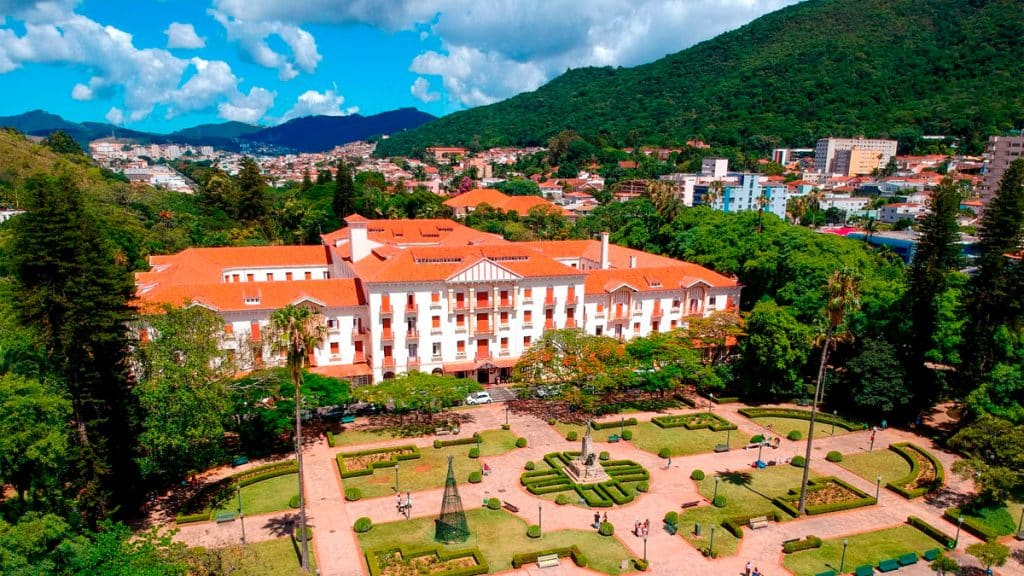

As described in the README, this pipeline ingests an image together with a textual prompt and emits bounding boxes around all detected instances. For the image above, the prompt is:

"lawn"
[357,507,635,574]
[630,420,749,457]
[679,465,812,557]
[783,525,940,576]
[228,537,315,575]
[750,416,851,439]
[553,421,589,441]
[328,427,408,447]
[838,448,911,486]
[341,430,519,498]
[214,473,299,516]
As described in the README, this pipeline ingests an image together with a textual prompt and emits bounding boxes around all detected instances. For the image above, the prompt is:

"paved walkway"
[170,401,1024,576]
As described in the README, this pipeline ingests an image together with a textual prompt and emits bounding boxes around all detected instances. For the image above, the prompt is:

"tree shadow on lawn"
[263,512,302,538]
[716,470,778,501]
[924,486,972,509]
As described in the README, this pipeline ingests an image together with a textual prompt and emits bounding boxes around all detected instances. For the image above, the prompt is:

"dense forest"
[376,0,1024,157]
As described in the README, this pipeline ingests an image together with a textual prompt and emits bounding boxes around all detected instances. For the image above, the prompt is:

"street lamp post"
[538,503,543,535]
[875,476,882,502]
[620,416,624,436]
[505,404,510,426]
[831,410,837,436]
[757,440,764,464]
[712,476,720,503]
[708,525,716,558]
[395,463,400,493]
[725,427,731,447]
[708,394,714,414]
[237,484,246,544]
[839,539,849,573]
[643,535,648,563]
[954,516,964,548]
[1017,506,1024,537]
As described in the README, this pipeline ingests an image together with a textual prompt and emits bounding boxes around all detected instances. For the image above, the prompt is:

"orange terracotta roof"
[138,246,330,285]
[137,278,365,312]
[584,265,738,294]
[351,243,584,283]
[443,188,562,215]
[321,218,502,252]
[310,363,373,378]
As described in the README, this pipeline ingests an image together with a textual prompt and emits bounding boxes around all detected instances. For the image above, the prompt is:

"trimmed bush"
[599,451,610,461]
[621,429,633,441]
[511,546,582,569]
[501,424,510,430]
[555,493,572,505]
[547,418,557,425]
[886,443,946,499]
[738,407,867,431]
[592,418,638,430]
[783,535,823,553]
[826,451,843,463]
[636,482,649,493]
[468,447,480,459]
[344,487,362,501]
[787,430,802,441]
[721,518,743,538]
[790,455,806,468]
[468,471,482,483]
[527,524,541,539]
[907,516,955,547]
[524,461,535,470]
[598,521,614,536]
[634,558,649,571]
[658,448,671,459]
[573,551,587,567]
[664,511,679,526]
[289,495,300,509]
[433,439,443,449]
[690,469,705,480]
[294,526,313,542]
[566,431,578,441]
[712,495,727,508]
[515,437,528,448]
[486,497,501,510]
[175,511,211,524]
[353,517,372,533]
[751,434,765,444]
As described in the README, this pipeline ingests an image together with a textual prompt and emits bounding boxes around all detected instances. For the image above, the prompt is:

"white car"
[465,391,493,405]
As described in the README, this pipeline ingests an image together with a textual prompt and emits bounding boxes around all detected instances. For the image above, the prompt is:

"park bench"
[680,500,700,509]
[215,511,236,523]
[502,501,519,513]
[537,553,560,568]
[748,516,770,530]
[877,558,900,572]
[608,434,621,443]
[923,549,940,561]
[898,552,918,566]
[230,455,248,467]
[714,444,730,453]
[854,565,874,576]
[435,428,453,436]
[814,571,836,576]
[340,415,355,424]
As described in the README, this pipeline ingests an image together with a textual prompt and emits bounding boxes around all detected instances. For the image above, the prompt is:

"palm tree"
[787,196,808,225]
[703,180,724,208]
[267,304,327,572]
[797,270,860,514]
[862,216,878,243]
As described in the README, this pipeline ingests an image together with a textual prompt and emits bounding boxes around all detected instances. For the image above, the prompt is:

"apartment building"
[697,174,790,220]
[136,216,741,386]
[814,137,898,176]
[979,133,1024,203]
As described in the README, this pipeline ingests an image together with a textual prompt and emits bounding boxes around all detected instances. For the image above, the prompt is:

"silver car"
[465,391,493,405]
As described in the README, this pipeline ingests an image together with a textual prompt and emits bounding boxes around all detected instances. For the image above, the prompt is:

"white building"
[701,157,729,179]
[698,174,790,220]
[137,217,741,386]
[878,203,927,224]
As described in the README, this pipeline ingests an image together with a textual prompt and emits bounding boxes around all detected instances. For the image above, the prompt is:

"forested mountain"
[376,0,1024,157]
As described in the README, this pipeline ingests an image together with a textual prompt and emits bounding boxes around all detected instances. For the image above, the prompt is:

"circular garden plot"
[520,451,649,507]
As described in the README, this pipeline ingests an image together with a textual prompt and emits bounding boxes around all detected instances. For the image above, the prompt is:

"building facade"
[979,133,1024,203]
[814,137,898,176]
[137,217,741,386]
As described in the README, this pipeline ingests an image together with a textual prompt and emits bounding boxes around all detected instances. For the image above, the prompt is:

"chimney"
[629,255,637,269]
[346,214,370,262]
[600,232,610,270]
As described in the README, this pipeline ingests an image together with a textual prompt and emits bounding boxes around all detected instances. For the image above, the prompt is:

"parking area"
[485,386,516,403]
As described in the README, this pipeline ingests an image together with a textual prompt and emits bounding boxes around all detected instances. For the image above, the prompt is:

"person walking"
[593,511,601,528]
[634,519,640,536]
[745,561,753,576]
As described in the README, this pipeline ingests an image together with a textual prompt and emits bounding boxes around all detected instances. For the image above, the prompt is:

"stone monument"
[563,423,610,484]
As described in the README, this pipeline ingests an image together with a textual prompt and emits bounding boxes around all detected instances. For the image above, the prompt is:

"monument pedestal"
[565,425,610,484]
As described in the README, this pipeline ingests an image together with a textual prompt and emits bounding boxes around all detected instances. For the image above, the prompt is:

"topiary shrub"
[599,451,610,461]
[548,418,557,425]
[598,521,614,536]
[634,558,649,571]
[433,439,443,449]
[566,431,578,441]
[524,461,535,470]
[691,469,705,481]
[468,470,482,483]
[289,495,300,508]
[353,517,372,533]
[621,429,633,441]
[469,447,480,459]
[515,437,528,448]
[826,450,843,463]
[751,434,765,444]
[573,551,587,567]
[787,430,802,441]
[502,424,510,430]
[712,495,727,508]
[791,455,806,468]
[344,487,362,501]
[555,493,572,505]
[636,482,649,493]
[664,511,679,526]
[486,497,501,510]
[294,526,313,542]
[658,448,671,459]
[527,524,541,539]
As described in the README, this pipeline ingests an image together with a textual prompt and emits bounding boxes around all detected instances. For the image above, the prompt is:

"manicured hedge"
[592,418,638,430]
[566,431,578,441]
[620,429,633,441]
[825,451,843,463]
[515,437,528,448]
[511,545,584,569]
[468,471,482,483]
[486,498,501,510]
[527,525,541,538]
[886,443,945,499]
[787,430,802,441]
[326,431,337,447]
[367,545,488,576]
[737,408,867,431]
[783,535,823,553]
[345,487,362,501]
[434,433,481,449]
[907,516,955,547]
[289,495,300,509]
[710,395,741,404]
[722,518,743,538]
[691,469,705,480]
[650,413,737,431]
[598,521,615,536]
[943,508,1003,542]
[336,445,421,478]
[175,511,211,524]
[778,477,876,516]
[235,460,299,487]
[664,511,679,526]
[354,517,373,533]
[790,456,806,468]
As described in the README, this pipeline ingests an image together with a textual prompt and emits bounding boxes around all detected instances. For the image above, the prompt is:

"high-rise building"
[979,133,1024,203]
[814,137,898,175]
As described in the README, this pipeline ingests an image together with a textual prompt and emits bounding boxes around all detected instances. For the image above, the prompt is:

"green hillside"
[377,0,1024,156]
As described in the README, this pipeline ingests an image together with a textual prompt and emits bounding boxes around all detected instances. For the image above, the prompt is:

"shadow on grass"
[925,487,972,509]
[263,513,299,538]
[719,471,752,487]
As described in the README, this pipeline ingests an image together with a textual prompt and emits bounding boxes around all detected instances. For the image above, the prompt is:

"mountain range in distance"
[0,107,436,154]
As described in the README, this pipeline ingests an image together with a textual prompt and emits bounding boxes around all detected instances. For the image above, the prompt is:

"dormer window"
[243,290,261,305]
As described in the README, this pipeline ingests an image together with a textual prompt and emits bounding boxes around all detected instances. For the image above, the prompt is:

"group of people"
[592,511,608,528]
[396,491,413,518]
[633,518,651,537]
[745,561,763,576]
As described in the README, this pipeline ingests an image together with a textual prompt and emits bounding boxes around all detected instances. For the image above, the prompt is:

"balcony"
[523,321,533,329]
[430,301,443,310]
[475,352,491,362]
[455,325,468,334]
[455,351,468,360]
[407,357,420,368]
[406,329,420,340]
[431,353,443,362]
[382,356,395,368]
[670,306,681,314]
[544,297,556,307]
[354,352,366,363]
[381,329,394,341]
[453,301,470,312]
[544,321,555,330]
[566,318,577,329]
[595,309,606,319]
[633,308,643,317]
[498,299,513,309]
[351,326,368,338]
[430,326,443,335]
[405,303,418,314]
[522,295,534,305]
[652,306,664,318]
[475,324,493,335]
[380,305,393,317]
[687,309,705,318]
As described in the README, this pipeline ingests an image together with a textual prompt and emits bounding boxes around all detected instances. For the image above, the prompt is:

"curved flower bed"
[885,443,944,499]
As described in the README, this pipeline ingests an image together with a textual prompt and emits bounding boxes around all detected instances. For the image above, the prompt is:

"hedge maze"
[520,451,649,507]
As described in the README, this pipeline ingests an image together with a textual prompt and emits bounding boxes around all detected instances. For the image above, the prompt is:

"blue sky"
[0,0,798,133]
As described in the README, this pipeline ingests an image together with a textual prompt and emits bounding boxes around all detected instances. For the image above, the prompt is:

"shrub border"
[511,545,586,569]
[650,413,737,431]
[336,445,421,479]
[591,418,638,430]
[907,516,955,548]
[943,507,1005,542]
[885,443,945,499]
[365,545,488,576]
[774,477,876,516]
[737,408,867,431]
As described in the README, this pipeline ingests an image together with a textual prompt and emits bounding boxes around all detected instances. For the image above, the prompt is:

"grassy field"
[358,508,635,574]
[678,465,812,557]
[341,429,519,498]
[838,448,911,486]
[243,537,315,575]
[328,427,412,447]
[783,525,940,576]
[629,420,749,457]
[214,473,298,517]
[749,416,851,439]
[553,421,589,441]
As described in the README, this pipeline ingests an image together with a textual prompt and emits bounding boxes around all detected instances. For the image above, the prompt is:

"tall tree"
[738,300,811,399]
[0,373,70,504]
[332,161,356,219]
[235,157,269,223]
[42,130,84,155]
[905,177,964,408]
[266,305,326,572]
[798,269,860,514]
[8,175,141,522]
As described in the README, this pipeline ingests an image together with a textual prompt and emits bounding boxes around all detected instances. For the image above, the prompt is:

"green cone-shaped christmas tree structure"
[435,455,469,543]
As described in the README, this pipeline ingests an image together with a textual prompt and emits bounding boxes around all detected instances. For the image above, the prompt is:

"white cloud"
[218,86,276,123]
[0,3,275,124]
[409,76,439,103]
[164,22,205,49]
[277,88,354,123]
[209,8,320,81]
[104,106,123,125]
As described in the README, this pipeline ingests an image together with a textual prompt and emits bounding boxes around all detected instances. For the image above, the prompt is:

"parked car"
[534,385,562,399]
[465,391,493,405]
